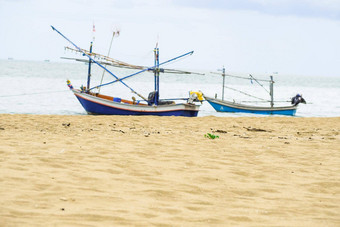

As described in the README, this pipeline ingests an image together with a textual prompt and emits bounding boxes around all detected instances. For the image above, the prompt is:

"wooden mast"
[86,42,93,93]
[270,75,274,108]
[154,48,160,105]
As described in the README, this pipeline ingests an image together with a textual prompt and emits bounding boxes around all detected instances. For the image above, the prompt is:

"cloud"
[172,0,340,20]
[0,0,339,76]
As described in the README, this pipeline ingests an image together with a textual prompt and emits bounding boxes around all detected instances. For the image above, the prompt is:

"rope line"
[211,72,271,82]
[224,85,269,102]
[0,90,68,98]
[249,74,270,94]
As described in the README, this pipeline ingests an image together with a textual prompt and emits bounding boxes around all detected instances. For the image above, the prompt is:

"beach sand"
[0,114,339,226]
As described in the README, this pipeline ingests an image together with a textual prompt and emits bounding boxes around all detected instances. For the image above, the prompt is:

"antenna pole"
[98,30,118,93]
[222,66,225,101]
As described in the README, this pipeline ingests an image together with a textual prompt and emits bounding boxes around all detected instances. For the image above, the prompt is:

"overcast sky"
[1,0,339,77]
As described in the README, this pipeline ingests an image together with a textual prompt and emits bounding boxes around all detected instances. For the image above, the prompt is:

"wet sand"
[0,114,339,226]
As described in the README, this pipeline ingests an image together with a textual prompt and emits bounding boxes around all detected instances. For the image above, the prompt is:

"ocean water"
[0,60,339,117]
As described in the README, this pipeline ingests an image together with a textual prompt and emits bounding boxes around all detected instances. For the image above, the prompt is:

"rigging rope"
[212,71,272,98]
[249,74,270,94]
[212,72,271,82]
[0,90,68,98]
[64,46,144,69]
[240,100,291,103]
[52,26,148,101]
[224,85,269,102]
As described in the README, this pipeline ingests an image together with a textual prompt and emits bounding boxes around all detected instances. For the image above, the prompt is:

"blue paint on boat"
[75,93,198,117]
[205,96,297,116]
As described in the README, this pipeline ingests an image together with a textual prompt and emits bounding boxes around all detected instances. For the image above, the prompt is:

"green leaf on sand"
[204,133,219,139]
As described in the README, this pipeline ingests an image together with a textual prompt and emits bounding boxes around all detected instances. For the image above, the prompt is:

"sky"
[0,0,339,77]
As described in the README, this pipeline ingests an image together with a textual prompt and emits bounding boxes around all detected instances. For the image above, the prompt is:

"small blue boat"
[204,96,297,116]
[52,26,202,117]
[204,67,305,116]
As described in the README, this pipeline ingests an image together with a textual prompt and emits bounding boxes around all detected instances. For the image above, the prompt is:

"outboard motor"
[147,91,175,105]
[188,91,204,104]
[148,91,158,106]
[291,94,306,106]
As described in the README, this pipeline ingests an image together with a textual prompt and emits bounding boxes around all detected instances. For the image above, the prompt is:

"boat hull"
[204,96,297,116]
[73,89,200,117]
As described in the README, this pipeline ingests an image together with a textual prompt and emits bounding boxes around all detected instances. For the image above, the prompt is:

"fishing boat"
[204,67,306,116]
[51,26,203,117]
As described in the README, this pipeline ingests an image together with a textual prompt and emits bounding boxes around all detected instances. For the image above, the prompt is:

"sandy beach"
[0,114,339,226]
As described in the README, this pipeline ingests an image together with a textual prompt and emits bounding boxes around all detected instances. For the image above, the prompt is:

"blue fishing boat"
[204,96,298,115]
[52,26,202,116]
[204,67,305,116]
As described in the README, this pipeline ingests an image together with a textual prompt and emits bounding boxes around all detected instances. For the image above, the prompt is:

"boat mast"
[222,66,225,101]
[87,42,93,93]
[270,75,274,107]
[154,48,160,105]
